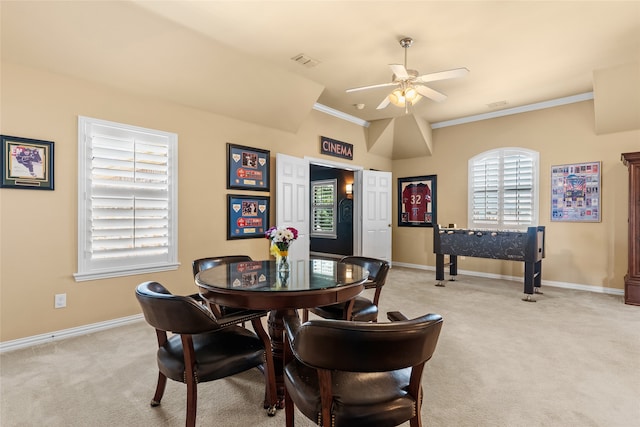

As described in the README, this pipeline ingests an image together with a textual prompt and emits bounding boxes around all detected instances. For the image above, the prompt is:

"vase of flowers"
[265,225,298,272]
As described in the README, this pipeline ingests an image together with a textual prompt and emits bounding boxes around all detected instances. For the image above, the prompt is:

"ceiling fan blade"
[415,84,447,102]
[416,67,469,83]
[346,81,398,93]
[389,64,410,79]
[376,96,391,110]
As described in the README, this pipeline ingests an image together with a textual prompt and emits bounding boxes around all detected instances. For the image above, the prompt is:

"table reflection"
[200,258,364,291]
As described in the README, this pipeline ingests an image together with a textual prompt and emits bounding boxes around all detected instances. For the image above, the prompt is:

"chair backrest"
[289,313,443,372]
[339,256,389,290]
[135,281,220,335]
[192,255,253,278]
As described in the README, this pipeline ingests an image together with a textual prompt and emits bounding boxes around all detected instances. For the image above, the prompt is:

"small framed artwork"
[227,143,270,191]
[1,135,54,190]
[227,194,270,239]
[551,161,601,222]
[398,175,437,227]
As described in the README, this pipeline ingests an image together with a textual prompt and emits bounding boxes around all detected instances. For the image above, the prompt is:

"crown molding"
[313,103,370,127]
[431,92,594,129]
[314,92,594,130]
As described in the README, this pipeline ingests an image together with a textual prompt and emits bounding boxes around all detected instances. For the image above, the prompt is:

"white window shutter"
[310,179,337,238]
[468,148,538,230]
[75,117,178,281]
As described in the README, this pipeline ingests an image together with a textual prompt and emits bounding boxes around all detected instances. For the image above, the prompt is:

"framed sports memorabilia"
[551,161,601,222]
[1,135,54,190]
[398,175,437,227]
[227,194,270,239]
[226,143,270,191]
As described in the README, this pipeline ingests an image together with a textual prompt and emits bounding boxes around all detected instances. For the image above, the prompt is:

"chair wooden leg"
[410,412,422,427]
[409,387,423,427]
[317,370,333,427]
[284,382,295,427]
[302,309,309,322]
[182,335,198,427]
[150,372,167,406]
[185,380,197,427]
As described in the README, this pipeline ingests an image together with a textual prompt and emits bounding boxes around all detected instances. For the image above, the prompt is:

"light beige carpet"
[2,267,639,426]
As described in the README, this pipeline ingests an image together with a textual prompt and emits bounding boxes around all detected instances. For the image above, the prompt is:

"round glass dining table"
[195,258,368,409]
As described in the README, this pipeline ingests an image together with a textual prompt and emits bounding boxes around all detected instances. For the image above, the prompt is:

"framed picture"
[398,175,437,227]
[227,194,270,239]
[551,161,601,222]
[1,135,54,190]
[227,143,270,191]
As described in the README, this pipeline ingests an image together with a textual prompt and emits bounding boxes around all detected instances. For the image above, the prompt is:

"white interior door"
[276,153,310,260]
[358,170,392,263]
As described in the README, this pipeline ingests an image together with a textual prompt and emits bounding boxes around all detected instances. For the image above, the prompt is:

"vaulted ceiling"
[2,1,639,158]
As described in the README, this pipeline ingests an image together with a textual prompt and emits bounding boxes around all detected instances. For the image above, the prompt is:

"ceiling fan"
[346,37,469,112]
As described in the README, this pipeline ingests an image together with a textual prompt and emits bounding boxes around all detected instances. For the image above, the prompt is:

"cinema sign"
[320,136,353,161]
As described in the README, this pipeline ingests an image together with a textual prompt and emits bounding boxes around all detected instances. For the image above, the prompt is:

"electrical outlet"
[54,293,66,309]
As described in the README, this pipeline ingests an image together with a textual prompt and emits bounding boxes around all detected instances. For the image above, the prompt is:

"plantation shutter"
[469,148,538,230]
[502,150,534,227]
[471,154,500,226]
[76,117,178,281]
[311,179,337,238]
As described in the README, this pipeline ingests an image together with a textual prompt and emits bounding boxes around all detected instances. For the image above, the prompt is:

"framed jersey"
[398,175,437,227]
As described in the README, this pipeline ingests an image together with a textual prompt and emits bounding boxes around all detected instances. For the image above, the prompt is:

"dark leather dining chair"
[192,255,255,318]
[282,310,443,427]
[135,281,277,427]
[192,255,275,402]
[304,256,390,322]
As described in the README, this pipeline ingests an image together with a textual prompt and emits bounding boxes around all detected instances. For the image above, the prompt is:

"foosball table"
[433,224,546,301]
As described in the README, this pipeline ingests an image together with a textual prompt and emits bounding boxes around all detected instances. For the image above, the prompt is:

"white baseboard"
[392,262,625,296]
[0,314,144,353]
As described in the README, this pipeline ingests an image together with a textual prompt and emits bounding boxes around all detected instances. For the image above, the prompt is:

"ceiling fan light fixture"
[388,86,422,107]
[404,86,422,104]
[388,88,405,107]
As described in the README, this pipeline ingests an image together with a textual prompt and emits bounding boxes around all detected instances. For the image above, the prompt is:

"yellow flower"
[270,242,288,258]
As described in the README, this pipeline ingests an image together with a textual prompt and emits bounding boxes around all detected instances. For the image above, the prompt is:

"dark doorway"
[309,164,354,257]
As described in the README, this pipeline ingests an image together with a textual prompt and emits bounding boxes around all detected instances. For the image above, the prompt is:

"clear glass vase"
[276,254,289,272]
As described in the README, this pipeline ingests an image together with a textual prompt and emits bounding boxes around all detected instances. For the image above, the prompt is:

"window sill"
[74,262,180,282]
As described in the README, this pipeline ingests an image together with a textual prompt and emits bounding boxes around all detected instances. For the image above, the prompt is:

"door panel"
[276,153,310,260]
[360,170,392,263]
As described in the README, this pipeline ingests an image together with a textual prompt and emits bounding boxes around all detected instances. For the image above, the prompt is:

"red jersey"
[402,183,431,222]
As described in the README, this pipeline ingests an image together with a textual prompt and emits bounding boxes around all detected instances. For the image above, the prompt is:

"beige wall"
[0,62,390,341]
[392,101,639,289]
[2,60,639,342]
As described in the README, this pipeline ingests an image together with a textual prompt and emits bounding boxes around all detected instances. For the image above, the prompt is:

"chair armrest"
[282,310,302,343]
[386,311,409,322]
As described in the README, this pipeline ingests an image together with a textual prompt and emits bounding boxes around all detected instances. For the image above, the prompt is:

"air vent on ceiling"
[487,100,508,109]
[291,53,320,68]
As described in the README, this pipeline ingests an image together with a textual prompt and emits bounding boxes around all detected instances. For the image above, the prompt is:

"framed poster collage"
[551,161,601,222]
[226,143,271,239]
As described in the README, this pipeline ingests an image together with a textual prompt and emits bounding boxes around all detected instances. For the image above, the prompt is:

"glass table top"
[196,258,367,292]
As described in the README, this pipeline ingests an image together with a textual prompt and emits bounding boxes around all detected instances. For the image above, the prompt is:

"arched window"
[468,148,539,230]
